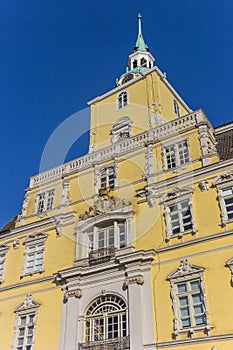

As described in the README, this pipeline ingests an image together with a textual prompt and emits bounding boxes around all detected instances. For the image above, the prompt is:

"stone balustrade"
[30,110,209,188]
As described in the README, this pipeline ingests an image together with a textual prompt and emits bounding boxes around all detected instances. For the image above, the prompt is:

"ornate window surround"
[11,293,40,350]
[76,199,134,260]
[116,90,129,111]
[167,258,212,340]
[0,243,9,284]
[162,137,191,172]
[213,172,233,227]
[160,187,197,244]
[21,232,47,278]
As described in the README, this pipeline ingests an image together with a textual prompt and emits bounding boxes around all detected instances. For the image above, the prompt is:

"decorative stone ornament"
[79,191,130,220]
[198,180,209,191]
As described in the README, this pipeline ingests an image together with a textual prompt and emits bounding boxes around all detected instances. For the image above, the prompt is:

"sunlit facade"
[0,14,233,350]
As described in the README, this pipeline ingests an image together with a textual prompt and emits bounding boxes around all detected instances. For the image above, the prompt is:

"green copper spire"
[134,13,149,52]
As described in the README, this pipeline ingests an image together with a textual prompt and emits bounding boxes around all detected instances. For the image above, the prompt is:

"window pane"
[192,293,202,303]
[178,284,187,293]
[195,315,205,325]
[222,188,233,196]
[194,304,203,314]
[181,307,190,317]
[179,296,188,306]
[190,280,200,291]
[181,318,191,328]
[21,316,26,325]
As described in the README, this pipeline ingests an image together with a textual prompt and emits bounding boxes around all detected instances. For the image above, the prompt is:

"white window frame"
[0,243,9,283]
[100,166,116,190]
[117,91,129,110]
[173,98,180,117]
[162,139,190,171]
[88,221,127,253]
[35,188,55,214]
[160,188,197,243]
[84,294,128,344]
[167,258,211,339]
[12,294,40,350]
[76,203,134,261]
[213,174,233,227]
[21,232,47,277]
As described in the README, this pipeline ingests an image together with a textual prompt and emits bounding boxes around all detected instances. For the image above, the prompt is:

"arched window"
[117,91,128,110]
[85,294,127,343]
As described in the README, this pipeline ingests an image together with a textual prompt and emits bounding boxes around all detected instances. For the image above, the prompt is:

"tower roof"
[134,13,149,52]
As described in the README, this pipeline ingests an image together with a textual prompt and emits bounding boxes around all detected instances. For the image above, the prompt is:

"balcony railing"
[30,110,210,188]
[89,247,116,264]
[80,336,130,350]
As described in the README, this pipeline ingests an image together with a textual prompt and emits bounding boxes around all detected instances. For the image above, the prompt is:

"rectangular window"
[16,313,35,350]
[164,141,190,170]
[169,200,193,235]
[25,244,44,274]
[222,187,233,220]
[177,280,206,329]
[88,221,127,262]
[37,189,55,213]
[37,193,45,213]
[173,99,180,117]
[100,167,115,190]
[0,253,6,281]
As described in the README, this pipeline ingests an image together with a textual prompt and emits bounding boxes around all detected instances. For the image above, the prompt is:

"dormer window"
[117,91,128,110]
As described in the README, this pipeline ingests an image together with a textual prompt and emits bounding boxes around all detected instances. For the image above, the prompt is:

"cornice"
[156,229,233,254]
[156,333,233,348]
[0,276,54,294]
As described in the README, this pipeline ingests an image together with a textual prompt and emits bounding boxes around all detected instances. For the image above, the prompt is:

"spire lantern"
[117,14,155,86]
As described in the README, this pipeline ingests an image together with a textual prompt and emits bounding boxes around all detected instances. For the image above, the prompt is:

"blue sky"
[0,0,232,228]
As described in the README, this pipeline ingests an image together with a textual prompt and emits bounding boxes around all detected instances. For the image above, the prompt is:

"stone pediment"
[160,187,193,204]
[167,258,204,281]
[14,293,40,313]
[213,171,233,186]
[23,232,47,244]
[79,190,130,220]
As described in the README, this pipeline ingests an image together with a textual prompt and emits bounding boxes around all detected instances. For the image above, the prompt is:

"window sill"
[20,270,44,279]
[166,230,197,243]
[173,325,213,339]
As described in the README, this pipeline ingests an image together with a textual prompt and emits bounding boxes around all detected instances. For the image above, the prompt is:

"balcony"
[89,247,116,264]
[80,336,130,350]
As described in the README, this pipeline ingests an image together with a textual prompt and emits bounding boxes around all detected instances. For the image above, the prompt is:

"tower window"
[133,59,137,68]
[117,91,128,110]
[173,99,180,117]
[140,57,147,67]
